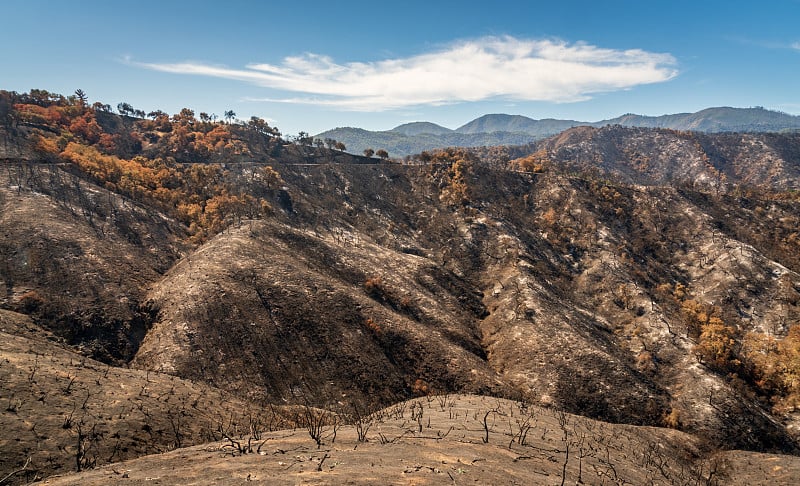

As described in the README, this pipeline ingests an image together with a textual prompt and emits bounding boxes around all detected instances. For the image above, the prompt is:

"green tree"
[376,149,389,160]
[174,108,196,124]
[28,89,64,106]
[363,148,375,158]
[0,91,13,127]
[74,89,88,107]
[224,110,236,124]
[117,102,134,116]
[247,116,279,137]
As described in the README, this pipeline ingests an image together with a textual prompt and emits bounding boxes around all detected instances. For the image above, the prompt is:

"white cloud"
[792,41,800,50]
[132,36,678,111]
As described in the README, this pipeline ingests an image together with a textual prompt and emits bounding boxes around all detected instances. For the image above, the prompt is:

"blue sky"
[2,0,799,136]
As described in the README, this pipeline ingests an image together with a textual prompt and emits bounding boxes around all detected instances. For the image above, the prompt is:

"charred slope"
[132,219,510,408]
[535,126,800,190]
[1,127,800,458]
[127,160,800,453]
[471,171,799,452]
[0,163,186,362]
[0,310,297,485]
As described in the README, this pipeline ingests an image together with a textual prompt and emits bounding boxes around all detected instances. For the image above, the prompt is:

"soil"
[41,395,800,486]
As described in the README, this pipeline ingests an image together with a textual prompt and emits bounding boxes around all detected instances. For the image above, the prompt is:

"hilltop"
[1,89,800,483]
[454,113,581,136]
[390,121,453,136]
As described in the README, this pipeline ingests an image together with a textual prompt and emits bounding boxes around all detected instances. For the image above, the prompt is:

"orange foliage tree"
[743,326,800,413]
[8,89,281,242]
[510,149,550,173]
[693,318,740,373]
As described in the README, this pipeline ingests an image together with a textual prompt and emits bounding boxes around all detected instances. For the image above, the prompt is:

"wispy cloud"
[131,36,678,111]
[729,36,800,52]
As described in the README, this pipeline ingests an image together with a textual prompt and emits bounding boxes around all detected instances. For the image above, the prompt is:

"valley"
[1,90,800,484]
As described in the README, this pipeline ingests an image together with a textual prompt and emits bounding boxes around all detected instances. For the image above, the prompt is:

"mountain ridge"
[317,106,800,156]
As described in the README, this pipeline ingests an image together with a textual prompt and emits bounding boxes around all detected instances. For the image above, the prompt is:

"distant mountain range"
[316,107,800,157]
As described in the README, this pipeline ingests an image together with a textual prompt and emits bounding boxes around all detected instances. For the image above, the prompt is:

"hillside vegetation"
[1,89,800,483]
